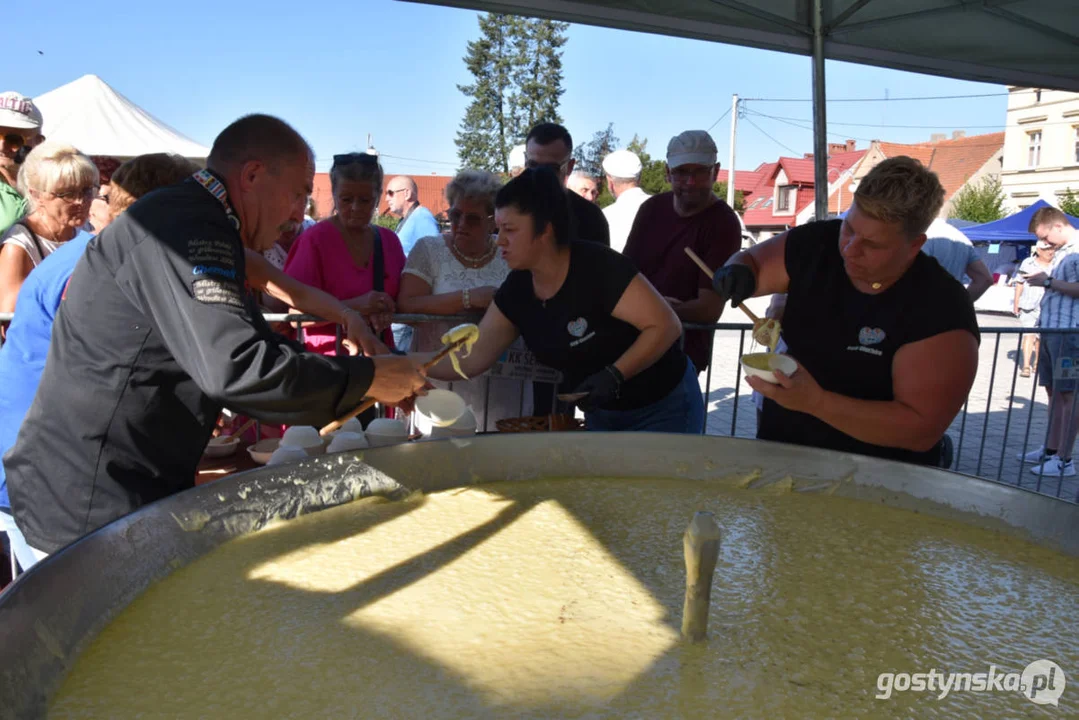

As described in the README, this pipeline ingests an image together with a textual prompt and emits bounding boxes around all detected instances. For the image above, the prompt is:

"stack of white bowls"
[365,418,410,447]
[280,425,326,456]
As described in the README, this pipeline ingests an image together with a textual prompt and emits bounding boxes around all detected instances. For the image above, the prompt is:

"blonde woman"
[0,142,98,312]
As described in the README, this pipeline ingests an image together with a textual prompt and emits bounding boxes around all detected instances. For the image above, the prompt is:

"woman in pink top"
[284,152,405,356]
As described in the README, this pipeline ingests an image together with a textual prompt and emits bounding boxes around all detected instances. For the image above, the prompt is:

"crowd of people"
[0,83,1074,580]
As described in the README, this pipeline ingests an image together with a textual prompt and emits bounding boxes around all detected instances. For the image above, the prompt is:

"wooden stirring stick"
[683,247,762,324]
[682,511,722,642]
[318,336,473,436]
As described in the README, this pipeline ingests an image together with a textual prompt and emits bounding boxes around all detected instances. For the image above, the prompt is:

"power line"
[741,91,1017,103]
[743,116,802,156]
[706,106,732,133]
[745,110,1007,149]
[378,153,459,167]
[749,113,1002,130]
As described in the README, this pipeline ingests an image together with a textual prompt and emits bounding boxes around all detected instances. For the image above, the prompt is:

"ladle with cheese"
[683,248,781,351]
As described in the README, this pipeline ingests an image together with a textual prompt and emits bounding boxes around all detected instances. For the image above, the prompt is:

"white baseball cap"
[508,144,526,170]
[0,92,43,130]
[602,149,642,178]
[667,130,717,169]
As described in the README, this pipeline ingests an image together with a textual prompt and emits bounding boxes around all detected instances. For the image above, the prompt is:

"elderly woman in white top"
[398,169,531,430]
[0,142,98,312]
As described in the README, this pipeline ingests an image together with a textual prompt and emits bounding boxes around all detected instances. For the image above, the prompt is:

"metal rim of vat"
[1,433,1077,718]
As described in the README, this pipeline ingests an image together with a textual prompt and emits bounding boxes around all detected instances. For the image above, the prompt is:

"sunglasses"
[332,153,380,168]
[386,188,408,197]
[2,133,24,150]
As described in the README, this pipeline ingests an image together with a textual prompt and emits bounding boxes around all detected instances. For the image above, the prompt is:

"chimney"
[930,133,946,143]
[827,142,845,155]
[845,139,856,152]
[952,130,966,140]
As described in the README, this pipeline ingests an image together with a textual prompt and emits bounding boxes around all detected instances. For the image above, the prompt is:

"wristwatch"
[1044,277,1053,289]
[462,288,472,310]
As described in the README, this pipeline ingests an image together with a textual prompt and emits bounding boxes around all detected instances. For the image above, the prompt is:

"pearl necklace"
[450,237,497,268]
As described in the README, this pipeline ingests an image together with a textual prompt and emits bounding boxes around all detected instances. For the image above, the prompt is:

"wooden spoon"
[683,247,780,350]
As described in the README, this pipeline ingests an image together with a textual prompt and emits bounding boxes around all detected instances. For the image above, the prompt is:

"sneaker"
[1017,446,1047,462]
[1029,456,1077,477]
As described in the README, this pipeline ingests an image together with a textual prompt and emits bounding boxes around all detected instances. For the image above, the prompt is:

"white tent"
[33,74,210,159]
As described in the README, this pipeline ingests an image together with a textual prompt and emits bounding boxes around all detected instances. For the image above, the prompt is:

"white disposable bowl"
[203,435,241,458]
[281,425,326,455]
[415,389,467,428]
[428,407,478,439]
[365,418,409,447]
[327,431,369,453]
[247,438,281,465]
[267,445,309,466]
[334,418,364,435]
[740,352,798,384]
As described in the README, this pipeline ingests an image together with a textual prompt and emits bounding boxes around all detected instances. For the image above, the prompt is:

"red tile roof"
[877,132,1004,202]
[742,151,866,228]
[716,168,763,194]
[309,173,454,221]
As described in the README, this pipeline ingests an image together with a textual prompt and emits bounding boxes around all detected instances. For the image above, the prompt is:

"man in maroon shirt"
[623,130,742,374]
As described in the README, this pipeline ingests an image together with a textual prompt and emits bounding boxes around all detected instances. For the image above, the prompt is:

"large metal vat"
[1,433,1077,718]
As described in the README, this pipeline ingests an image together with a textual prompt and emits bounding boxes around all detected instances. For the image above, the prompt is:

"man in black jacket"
[4,114,426,560]
[525,123,609,247]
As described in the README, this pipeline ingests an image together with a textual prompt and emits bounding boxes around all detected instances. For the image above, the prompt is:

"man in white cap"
[508,144,526,178]
[601,149,648,253]
[0,92,45,233]
[623,130,741,375]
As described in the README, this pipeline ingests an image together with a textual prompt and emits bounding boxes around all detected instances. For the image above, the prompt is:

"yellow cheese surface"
[50,478,1079,718]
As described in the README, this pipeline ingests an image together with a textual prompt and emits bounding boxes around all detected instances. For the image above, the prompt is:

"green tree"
[511,19,567,130]
[457,14,567,173]
[949,175,1007,223]
[1060,188,1079,217]
[573,123,619,178]
[373,213,400,233]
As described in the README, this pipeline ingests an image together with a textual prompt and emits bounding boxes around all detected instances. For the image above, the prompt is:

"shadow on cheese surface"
[49,478,1079,719]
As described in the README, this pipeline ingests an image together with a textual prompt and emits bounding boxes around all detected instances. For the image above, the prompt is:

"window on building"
[1074,126,1079,164]
[1028,131,1042,168]
[776,185,795,212]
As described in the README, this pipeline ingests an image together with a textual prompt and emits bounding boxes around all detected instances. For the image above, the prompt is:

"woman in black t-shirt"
[427,168,704,433]
[710,157,979,466]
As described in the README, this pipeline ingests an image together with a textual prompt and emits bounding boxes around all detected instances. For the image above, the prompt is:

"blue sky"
[15,0,1010,176]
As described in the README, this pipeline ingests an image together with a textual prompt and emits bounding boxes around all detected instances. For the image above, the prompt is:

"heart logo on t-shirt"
[567,317,588,338]
[858,327,886,346]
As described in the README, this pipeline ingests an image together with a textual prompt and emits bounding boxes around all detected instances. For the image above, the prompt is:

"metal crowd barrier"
[2,311,1076,503]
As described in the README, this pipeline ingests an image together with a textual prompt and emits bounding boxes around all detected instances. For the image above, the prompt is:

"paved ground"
[698,303,1079,503]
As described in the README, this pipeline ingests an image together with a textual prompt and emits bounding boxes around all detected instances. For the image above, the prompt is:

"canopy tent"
[407,0,1079,217]
[962,199,1079,244]
[33,74,210,160]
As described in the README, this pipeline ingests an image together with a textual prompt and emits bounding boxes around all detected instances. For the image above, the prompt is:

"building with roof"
[309,173,453,222]
[742,140,865,240]
[1000,87,1079,212]
[742,131,1005,241]
[841,131,1004,219]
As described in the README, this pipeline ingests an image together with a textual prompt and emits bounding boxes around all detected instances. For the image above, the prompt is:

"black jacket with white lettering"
[4,179,374,553]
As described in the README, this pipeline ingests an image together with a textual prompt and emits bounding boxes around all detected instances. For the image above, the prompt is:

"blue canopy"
[962,200,1079,244]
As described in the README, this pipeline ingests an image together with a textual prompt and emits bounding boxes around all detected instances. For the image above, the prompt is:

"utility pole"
[726,94,738,209]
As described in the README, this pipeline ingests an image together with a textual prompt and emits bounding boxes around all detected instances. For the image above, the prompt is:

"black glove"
[572,365,624,411]
[712,264,756,308]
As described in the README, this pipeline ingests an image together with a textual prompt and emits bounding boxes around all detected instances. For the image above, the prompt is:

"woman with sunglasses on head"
[425,167,705,434]
[397,169,531,430]
[0,142,98,313]
[284,152,403,354]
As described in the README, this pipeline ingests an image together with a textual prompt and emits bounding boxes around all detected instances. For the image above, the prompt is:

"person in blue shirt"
[385,175,441,351]
[0,230,93,570]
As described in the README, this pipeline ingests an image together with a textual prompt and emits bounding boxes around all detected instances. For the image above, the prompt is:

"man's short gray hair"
[445,169,503,213]
[207,114,312,173]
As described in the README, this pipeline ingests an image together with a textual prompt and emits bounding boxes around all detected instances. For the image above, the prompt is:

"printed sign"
[488,347,561,384]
